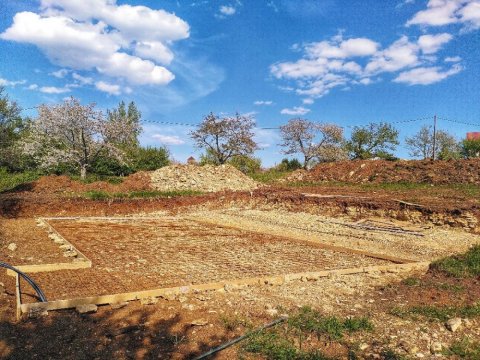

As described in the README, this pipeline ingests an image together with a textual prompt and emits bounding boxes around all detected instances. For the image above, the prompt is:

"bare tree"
[279,118,344,169]
[190,113,258,164]
[405,125,459,160]
[24,97,139,179]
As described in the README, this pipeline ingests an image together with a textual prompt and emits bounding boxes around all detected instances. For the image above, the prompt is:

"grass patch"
[220,314,252,332]
[402,277,421,286]
[444,339,480,358]
[288,306,373,341]
[391,302,480,322]
[0,168,41,193]
[83,189,202,200]
[243,330,333,360]
[241,307,373,360]
[250,169,292,184]
[380,348,408,360]
[431,245,480,278]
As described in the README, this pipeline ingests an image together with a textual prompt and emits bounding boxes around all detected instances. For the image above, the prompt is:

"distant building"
[187,156,197,165]
[467,132,480,140]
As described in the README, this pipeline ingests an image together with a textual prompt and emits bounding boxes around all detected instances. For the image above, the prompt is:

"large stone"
[7,243,17,251]
[445,317,462,332]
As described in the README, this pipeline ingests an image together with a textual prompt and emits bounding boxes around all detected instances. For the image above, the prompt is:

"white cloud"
[394,64,463,85]
[27,84,39,90]
[280,106,311,116]
[95,81,121,95]
[407,0,480,29]
[254,100,273,105]
[152,134,185,145]
[302,98,314,105]
[305,37,379,59]
[445,55,462,62]
[0,1,189,87]
[271,30,461,100]
[0,78,26,87]
[219,5,236,15]
[39,85,71,94]
[417,33,453,54]
[50,68,69,78]
[72,72,93,85]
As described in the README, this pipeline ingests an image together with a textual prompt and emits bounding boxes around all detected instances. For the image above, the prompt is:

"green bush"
[0,167,41,192]
[277,158,302,171]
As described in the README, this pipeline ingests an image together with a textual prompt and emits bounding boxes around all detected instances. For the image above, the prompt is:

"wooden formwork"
[6,216,430,318]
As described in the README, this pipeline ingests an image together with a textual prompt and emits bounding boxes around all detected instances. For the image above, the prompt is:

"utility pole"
[432,114,437,161]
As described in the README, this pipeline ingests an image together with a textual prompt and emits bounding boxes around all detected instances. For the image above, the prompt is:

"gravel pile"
[150,164,259,192]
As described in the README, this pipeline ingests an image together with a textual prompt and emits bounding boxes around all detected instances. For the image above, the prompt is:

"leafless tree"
[190,113,258,164]
[23,97,139,178]
[279,118,344,169]
[405,125,459,160]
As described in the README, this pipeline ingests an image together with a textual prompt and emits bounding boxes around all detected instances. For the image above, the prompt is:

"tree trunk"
[80,164,87,179]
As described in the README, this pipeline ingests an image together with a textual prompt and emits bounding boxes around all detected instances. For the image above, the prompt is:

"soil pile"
[282,159,480,185]
[150,164,259,192]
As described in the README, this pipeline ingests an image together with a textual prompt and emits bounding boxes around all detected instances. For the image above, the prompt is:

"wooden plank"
[20,262,429,313]
[15,274,21,321]
[6,261,92,276]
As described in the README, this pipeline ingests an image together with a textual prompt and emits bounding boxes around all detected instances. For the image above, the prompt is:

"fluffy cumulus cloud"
[95,81,121,95]
[0,0,190,94]
[271,29,460,101]
[407,0,480,29]
[0,77,26,87]
[280,106,311,116]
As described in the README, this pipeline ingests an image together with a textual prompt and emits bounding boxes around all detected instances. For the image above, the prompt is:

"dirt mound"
[30,172,152,194]
[150,164,259,192]
[283,159,480,185]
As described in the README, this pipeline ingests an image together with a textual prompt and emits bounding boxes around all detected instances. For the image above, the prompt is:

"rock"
[140,297,158,305]
[190,319,208,326]
[76,304,98,314]
[445,317,462,332]
[137,259,147,264]
[63,250,78,258]
[266,308,278,317]
[359,343,369,351]
[430,342,443,354]
[0,282,5,295]
[110,302,128,309]
[7,243,17,251]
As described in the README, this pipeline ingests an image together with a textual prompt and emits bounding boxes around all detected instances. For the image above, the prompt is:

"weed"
[220,314,252,331]
[402,277,421,286]
[83,189,203,200]
[431,245,480,278]
[380,348,408,360]
[391,302,480,322]
[242,330,333,360]
[444,338,480,358]
[436,282,465,293]
[288,306,373,341]
[250,169,292,184]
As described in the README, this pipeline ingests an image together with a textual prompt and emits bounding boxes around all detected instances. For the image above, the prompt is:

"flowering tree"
[279,118,344,169]
[24,97,139,179]
[190,112,258,164]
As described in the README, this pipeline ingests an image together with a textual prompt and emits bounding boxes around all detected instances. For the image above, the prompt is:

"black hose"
[193,316,287,360]
[0,261,47,302]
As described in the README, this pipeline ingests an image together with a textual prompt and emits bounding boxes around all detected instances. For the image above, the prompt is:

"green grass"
[288,306,373,341]
[444,339,480,358]
[402,277,421,286]
[380,348,408,360]
[0,168,41,193]
[83,189,203,200]
[431,245,480,278]
[391,302,480,322]
[249,169,293,184]
[219,314,252,332]
[241,307,373,360]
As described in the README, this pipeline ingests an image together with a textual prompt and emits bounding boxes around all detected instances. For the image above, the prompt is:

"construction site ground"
[1,176,480,359]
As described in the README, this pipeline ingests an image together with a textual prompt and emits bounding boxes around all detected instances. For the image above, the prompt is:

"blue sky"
[0,0,479,165]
